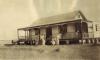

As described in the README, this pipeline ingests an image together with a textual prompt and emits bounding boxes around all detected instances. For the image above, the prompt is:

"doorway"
[46,27,52,45]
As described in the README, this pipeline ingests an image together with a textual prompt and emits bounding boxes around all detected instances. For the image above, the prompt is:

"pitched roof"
[30,10,87,27]
[18,10,90,30]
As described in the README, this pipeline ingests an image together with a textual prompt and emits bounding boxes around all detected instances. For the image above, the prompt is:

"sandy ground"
[0,44,99,60]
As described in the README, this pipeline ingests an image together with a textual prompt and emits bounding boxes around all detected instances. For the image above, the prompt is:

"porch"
[17,20,94,45]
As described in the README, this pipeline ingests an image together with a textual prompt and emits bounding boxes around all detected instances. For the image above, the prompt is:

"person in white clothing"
[40,35,46,45]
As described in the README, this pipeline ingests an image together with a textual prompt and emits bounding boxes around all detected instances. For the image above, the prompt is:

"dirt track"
[0,44,100,60]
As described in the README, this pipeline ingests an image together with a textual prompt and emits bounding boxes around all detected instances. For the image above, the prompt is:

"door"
[46,27,52,45]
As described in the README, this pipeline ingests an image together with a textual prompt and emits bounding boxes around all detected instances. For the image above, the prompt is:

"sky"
[0,0,100,40]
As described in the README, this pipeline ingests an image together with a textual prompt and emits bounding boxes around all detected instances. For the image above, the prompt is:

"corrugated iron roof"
[18,10,91,30]
[30,10,87,27]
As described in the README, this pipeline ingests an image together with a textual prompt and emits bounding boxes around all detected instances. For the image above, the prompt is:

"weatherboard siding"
[62,23,78,39]
[93,22,100,38]
[40,28,46,35]
[29,29,35,40]
[52,26,59,34]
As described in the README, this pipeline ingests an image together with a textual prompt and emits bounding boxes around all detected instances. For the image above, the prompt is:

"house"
[16,10,100,45]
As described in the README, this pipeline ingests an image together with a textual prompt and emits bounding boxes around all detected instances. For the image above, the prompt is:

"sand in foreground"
[0,45,100,60]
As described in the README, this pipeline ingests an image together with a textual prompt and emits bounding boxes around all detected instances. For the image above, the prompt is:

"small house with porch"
[16,10,100,45]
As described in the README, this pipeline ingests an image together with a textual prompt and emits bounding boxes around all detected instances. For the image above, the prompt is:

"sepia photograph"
[0,0,100,60]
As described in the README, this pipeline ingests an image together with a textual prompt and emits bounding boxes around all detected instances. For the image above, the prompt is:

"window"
[95,24,100,31]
